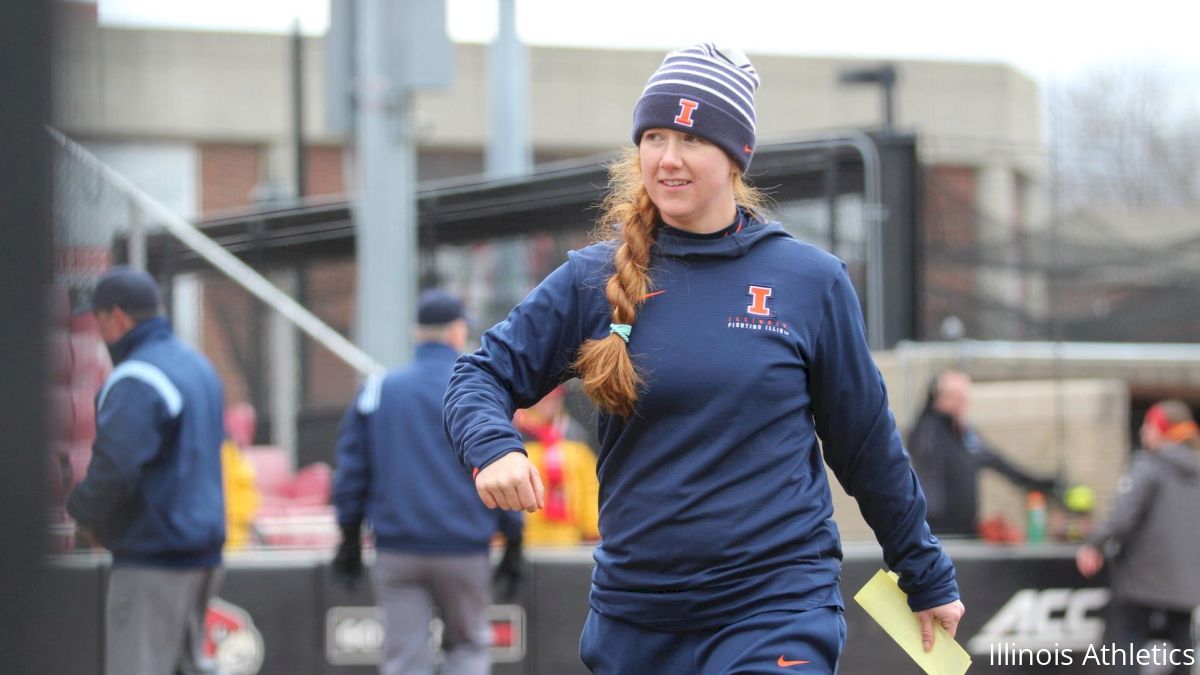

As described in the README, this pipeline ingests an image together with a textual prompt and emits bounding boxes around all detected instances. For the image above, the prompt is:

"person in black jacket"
[67,267,226,675]
[907,369,1058,537]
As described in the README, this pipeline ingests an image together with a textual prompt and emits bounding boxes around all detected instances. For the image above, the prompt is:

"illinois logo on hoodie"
[728,284,791,335]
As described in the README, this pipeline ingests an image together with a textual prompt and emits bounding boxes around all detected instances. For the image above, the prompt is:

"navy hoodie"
[334,342,523,553]
[67,317,226,568]
[445,212,958,630]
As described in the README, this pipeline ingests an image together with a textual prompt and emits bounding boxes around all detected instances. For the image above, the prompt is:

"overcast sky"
[95,0,1200,87]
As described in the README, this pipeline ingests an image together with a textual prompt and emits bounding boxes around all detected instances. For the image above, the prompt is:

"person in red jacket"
[513,386,600,545]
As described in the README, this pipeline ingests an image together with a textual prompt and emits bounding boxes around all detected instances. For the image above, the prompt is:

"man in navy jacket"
[67,266,226,675]
[333,289,523,675]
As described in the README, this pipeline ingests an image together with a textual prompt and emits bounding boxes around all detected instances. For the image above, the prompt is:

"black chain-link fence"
[923,169,1200,343]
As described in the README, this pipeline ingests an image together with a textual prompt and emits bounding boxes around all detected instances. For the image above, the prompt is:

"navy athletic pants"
[579,606,845,674]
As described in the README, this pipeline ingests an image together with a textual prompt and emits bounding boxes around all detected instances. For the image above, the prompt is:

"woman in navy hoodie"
[445,43,963,673]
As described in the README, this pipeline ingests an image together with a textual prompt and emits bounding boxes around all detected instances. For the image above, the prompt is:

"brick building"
[54,4,1060,460]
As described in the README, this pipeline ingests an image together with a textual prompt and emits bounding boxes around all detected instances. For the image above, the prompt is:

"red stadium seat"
[69,332,109,392]
[65,444,93,491]
[282,462,332,506]
[47,447,70,507]
[68,385,97,444]
[50,330,72,384]
[47,442,90,501]
[49,385,74,445]
[243,446,292,500]
[69,311,99,335]
[48,285,71,330]
[253,505,338,549]
[240,448,341,548]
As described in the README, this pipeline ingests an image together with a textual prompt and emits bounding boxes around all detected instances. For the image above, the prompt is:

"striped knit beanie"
[632,43,760,171]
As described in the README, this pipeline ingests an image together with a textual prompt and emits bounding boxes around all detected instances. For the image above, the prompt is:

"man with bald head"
[907,369,1058,538]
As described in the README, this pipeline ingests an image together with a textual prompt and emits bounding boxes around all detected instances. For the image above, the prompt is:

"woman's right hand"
[475,451,545,513]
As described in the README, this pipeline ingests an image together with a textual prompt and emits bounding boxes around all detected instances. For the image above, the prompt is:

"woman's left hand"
[475,451,545,513]
[915,599,965,652]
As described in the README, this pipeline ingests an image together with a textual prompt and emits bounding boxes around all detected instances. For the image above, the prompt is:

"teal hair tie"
[610,323,632,343]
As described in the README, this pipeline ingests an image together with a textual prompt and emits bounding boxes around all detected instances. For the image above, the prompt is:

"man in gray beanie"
[67,266,226,675]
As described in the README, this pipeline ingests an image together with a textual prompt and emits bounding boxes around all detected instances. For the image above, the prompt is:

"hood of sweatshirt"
[653,210,793,260]
[106,315,173,365]
[1156,443,1200,476]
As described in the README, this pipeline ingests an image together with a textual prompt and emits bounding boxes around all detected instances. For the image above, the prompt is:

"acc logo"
[674,99,699,127]
[966,587,1108,654]
[205,597,265,675]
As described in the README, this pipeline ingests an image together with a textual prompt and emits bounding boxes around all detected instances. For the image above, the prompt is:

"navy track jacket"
[445,212,959,630]
[67,317,226,568]
[334,342,522,553]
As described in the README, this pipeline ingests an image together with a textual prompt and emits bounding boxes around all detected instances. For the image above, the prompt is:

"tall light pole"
[486,0,531,178]
[329,0,453,367]
[839,64,897,135]
[836,66,896,350]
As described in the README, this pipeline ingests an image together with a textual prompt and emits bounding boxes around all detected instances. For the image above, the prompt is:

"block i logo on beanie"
[632,43,760,171]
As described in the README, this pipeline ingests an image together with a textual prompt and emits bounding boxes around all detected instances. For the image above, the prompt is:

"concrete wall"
[54,13,1044,180]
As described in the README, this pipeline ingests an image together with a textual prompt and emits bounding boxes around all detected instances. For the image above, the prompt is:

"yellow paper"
[852,569,972,675]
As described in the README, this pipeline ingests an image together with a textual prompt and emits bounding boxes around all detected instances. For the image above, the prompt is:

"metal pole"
[838,64,897,136]
[1047,76,1068,477]
[127,196,146,270]
[354,0,416,368]
[881,79,895,135]
[291,20,307,198]
[486,0,531,316]
[270,269,300,469]
[766,133,884,349]
[486,0,531,178]
[823,148,840,255]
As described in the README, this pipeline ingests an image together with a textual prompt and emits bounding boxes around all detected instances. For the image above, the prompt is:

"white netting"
[51,133,144,308]
[46,128,379,553]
